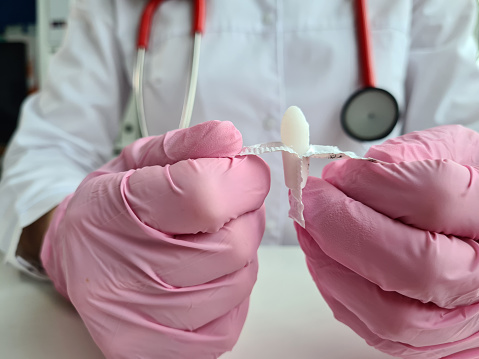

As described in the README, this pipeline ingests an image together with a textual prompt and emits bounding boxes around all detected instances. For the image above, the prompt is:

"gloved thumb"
[125,155,271,235]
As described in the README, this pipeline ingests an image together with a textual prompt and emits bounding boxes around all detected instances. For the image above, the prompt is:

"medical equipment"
[134,0,205,137]
[134,0,398,141]
[340,0,399,141]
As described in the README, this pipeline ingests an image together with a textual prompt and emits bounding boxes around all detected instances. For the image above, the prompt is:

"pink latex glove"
[41,121,270,359]
[294,125,479,358]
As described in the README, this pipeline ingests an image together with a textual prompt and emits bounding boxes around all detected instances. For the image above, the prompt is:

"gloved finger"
[297,224,479,357]
[61,175,265,357]
[75,255,257,359]
[322,158,479,238]
[83,289,253,359]
[297,224,479,347]
[365,125,479,164]
[161,207,265,287]
[300,177,479,308]
[106,206,265,289]
[124,155,271,235]
[103,120,244,173]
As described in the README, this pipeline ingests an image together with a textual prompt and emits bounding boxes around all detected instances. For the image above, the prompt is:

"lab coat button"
[262,13,275,26]
[263,117,276,131]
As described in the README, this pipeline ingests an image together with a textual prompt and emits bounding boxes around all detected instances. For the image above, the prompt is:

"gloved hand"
[294,125,479,359]
[41,121,270,359]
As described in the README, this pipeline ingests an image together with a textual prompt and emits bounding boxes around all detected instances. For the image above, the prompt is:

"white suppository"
[281,106,310,190]
[240,106,379,227]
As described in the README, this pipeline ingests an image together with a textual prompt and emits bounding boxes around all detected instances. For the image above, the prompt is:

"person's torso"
[113,0,412,244]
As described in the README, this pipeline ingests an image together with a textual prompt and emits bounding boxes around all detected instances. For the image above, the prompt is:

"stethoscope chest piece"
[342,0,400,142]
[341,87,399,141]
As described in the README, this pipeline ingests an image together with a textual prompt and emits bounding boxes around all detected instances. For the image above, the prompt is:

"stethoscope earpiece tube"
[133,49,148,138]
[193,0,206,34]
[137,0,163,50]
[355,0,375,88]
[135,0,206,137]
[134,0,398,141]
[179,33,202,129]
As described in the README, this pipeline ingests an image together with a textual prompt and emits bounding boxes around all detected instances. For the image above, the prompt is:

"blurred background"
[0,0,70,158]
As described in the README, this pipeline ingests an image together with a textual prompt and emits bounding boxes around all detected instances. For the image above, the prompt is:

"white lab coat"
[1,0,479,270]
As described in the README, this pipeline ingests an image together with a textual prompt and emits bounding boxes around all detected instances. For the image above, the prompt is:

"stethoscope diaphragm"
[341,87,399,141]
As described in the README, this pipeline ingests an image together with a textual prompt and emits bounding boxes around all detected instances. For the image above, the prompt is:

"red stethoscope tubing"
[356,0,375,88]
[135,0,397,141]
[137,0,206,50]
[135,0,206,136]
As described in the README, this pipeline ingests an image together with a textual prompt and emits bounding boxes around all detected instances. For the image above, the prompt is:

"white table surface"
[0,247,392,359]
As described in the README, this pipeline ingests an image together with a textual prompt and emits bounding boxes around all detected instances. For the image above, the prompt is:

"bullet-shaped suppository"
[281,106,310,189]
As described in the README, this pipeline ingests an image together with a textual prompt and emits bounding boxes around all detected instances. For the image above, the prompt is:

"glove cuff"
[40,193,74,300]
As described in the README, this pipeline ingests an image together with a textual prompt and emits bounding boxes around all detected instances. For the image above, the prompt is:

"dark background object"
[0,1,36,155]
[0,1,36,33]
[0,42,28,147]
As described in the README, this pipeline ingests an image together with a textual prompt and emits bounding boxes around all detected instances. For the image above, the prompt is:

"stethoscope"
[133,0,205,137]
[134,0,399,142]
